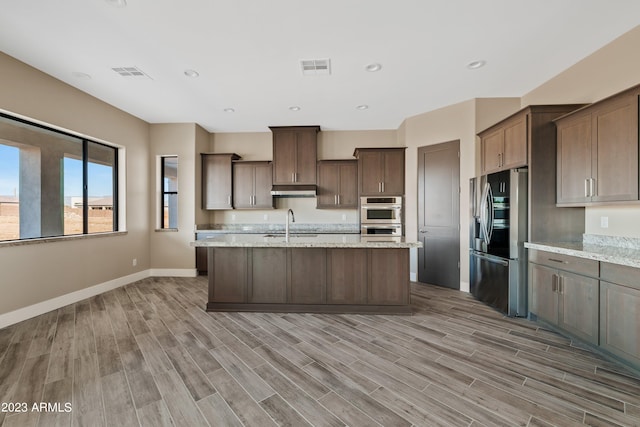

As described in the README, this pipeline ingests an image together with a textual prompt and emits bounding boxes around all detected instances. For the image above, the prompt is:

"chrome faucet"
[285,208,295,242]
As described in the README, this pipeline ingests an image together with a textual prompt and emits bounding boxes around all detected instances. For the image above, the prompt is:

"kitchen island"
[192,234,421,314]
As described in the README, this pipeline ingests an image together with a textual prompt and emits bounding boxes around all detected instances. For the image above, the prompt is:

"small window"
[161,156,178,229]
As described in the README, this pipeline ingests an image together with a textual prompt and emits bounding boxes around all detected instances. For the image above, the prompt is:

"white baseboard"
[150,268,198,277]
[0,270,150,329]
[410,272,417,282]
[460,280,470,293]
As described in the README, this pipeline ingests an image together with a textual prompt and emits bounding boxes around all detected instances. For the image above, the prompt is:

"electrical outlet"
[263,214,269,221]
[132,258,137,267]
[600,216,609,228]
[341,214,347,221]
[231,214,236,221]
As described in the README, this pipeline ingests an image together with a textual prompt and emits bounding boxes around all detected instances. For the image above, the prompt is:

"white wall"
[0,52,150,316]
[522,25,640,238]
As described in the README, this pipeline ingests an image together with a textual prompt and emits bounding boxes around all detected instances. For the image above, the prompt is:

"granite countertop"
[195,223,360,234]
[525,235,640,269]
[192,233,422,249]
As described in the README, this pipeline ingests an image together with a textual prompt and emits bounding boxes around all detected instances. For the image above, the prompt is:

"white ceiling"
[1,0,639,133]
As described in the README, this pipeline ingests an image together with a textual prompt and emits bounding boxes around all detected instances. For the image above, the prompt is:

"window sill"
[0,231,128,248]
[155,228,178,232]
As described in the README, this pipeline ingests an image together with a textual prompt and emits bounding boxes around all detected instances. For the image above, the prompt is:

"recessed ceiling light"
[184,69,199,78]
[289,106,301,111]
[356,105,369,110]
[105,0,127,7]
[365,63,382,72]
[467,60,486,70]
[223,108,235,113]
[71,72,91,80]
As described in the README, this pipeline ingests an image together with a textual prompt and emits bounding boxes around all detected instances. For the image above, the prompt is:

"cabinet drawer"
[601,263,640,291]
[529,249,598,277]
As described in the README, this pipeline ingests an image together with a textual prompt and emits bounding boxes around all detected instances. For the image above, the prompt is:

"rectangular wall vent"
[300,59,331,76]
[111,66,152,79]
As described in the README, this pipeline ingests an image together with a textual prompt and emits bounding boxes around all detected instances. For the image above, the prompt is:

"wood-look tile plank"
[134,333,174,376]
[37,377,72,427]
[259,393,313,427]
[174,331,222,374]
[153,369,209,427]
[73,353,105,427]
[196,393,243,427]
[303,362,411,427]
[210,345,275,402]
[318,391,382,427]
[73,301,96,359]
[101,370,139,427]
[253,363,345,427]
[164,345,216,401]
[206,368,277,427]
[120,349,162,409]
[213,328,265,369]
[248,327,313,367]
[136,400,174,427]
[27,310,58,358]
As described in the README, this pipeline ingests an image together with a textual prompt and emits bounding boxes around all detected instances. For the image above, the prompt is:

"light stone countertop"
[192,233,422,249]
[195,223,360,234]
[525,240,640,269]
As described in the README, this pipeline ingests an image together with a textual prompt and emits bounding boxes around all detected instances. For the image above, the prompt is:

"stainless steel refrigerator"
[470,168,528,317]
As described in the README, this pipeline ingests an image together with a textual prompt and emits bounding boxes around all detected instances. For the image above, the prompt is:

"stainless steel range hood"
[270,185,317,197]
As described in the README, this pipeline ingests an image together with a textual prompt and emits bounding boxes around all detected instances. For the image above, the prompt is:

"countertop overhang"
[525,241,640,269]
[192,233,422,249]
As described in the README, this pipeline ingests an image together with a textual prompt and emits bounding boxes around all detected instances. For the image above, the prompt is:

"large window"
[0,113,118,242]
[161,156,178,229]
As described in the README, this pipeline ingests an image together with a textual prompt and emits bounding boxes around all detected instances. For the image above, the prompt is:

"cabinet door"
[529,263,558,325]
[337,161,358,207]
[368,249,409,305]
[202,154,234,209]
[327,249,367,304]
[382,150,405,195]
[196,247,207,275]
[249,248,286,303]
[502,115,527,170]
[289,249,326,304]
[252,162,274,208]
[232,162,255,209]
[209,248,247,302]
[359,151,383,195]
[295,130,317,185]
[592,93,639,202]
[600,281,640,367]
[316,162,340,208]
[272,131,297,184]
[481,129,504,174]
[558,271,599,345]
[556,112,592,205]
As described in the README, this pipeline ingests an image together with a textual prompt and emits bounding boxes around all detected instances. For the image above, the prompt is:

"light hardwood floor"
[1,277,640,426]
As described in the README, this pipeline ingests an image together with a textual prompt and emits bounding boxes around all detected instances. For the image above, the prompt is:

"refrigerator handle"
[486,183,494,242]
[479,182,489,243]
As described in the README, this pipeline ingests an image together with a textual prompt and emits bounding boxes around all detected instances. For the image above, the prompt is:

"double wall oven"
[360,196,403,237]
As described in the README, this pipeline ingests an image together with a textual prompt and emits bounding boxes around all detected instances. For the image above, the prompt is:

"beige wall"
[0,52,150,315]
[522,24,640,238]
[149,123,199,271]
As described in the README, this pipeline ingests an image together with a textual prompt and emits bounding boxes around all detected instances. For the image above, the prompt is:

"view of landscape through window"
[0,116,116,241]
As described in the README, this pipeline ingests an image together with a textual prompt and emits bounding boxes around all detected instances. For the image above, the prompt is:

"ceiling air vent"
[111,66,152,79]
[300,59,331,76]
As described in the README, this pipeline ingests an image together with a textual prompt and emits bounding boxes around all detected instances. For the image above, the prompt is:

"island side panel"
[208,247,248,304]
[368,249,410,305]
[289,248,327,304]
[327,248,368,304]
[249,248,287,303]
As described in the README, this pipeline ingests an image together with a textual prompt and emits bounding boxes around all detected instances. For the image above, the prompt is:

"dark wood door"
[338,161,358,207]
[502,115,527,170]
[368,249,409,305]
[253,162,274,208]
[359,151,384,195]
[558,271,599,345]
[249,248,286,303]
[381,150,405,195]
[202,154,237,209]
[295,130,317,185]
[232,162,255,209]
[592,92,639,202]
[600,280,640,366]
[327,249,367,304]
[417,141,460,289]
[209,248,247,302]
[316,161,340,208]
[272,130,297,184]
[289,249,326,304]
[556,112,592,205]
[481,129,503,174]
[529,263,558,325]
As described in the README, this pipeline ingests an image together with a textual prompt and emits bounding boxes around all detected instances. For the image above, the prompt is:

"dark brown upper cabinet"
[316,160,358,209]
[201,153,240,210]
[353,148,406,196]
[233,161,274,209]
[270,126,320,185]
[556,86,639,206]
[480,112,527,174]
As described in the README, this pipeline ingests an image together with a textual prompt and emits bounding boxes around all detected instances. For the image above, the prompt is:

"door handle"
[419,229,427,233]
[381,182,385,193]
[589,178,595,198]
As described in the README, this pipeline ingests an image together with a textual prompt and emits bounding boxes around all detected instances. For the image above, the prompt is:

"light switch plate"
[600,216,609,228]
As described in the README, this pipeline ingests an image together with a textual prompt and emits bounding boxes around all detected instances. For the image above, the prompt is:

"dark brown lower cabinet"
[289,249,326,304]
[206,247,410,313]
[249,248,286,303]
[369,249,410,305]
[327,249,368,304]
[208,248,247,303]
